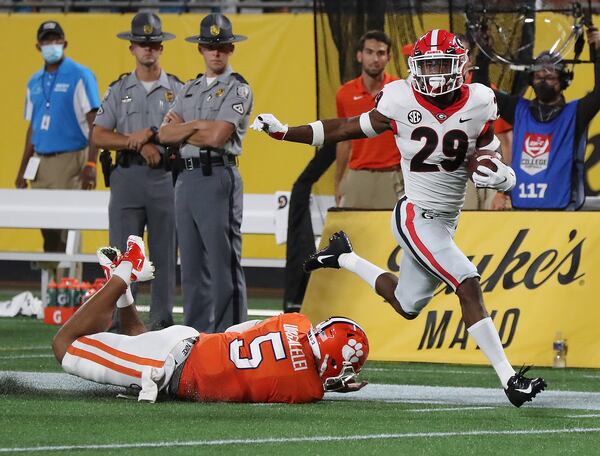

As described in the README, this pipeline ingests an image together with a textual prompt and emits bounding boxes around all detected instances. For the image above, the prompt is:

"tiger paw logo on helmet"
[342,339,365,364]
[310,317,370,382]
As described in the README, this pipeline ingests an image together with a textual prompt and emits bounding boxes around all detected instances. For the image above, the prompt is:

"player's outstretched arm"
[251,110,392,146]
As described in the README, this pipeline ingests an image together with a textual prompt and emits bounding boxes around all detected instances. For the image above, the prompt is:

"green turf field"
[2,310,600,455]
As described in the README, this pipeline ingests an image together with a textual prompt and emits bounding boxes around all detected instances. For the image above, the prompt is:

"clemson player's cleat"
[121,235,155,282]
[96,247,122,279]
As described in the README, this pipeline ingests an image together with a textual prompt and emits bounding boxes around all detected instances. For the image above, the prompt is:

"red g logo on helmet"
[409,29,469,96]
[308,316,369,391]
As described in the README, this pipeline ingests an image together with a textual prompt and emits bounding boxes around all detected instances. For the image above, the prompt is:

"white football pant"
[391,196,479,315]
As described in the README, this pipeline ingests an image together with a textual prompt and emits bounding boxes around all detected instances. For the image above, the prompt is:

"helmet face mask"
[308,316,369,391]
[409,29,469,97]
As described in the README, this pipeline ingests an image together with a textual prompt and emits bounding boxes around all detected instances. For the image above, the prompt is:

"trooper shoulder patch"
[232,103,244,115]
[236,85,249,99]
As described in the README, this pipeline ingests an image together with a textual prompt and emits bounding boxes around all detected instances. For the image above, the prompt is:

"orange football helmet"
[308,316,369,391]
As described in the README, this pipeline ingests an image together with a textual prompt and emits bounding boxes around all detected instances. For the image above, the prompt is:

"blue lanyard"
[42,67,60,110]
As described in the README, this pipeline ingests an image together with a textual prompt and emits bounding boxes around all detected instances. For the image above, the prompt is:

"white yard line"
[4,371,600,411]
[0,354,53,360]
[409,406,496,412]
[364,367,490,375]
[566,414,600,418]
[1,428,599,453]
[326,384,600,411]
[0,346,48,352]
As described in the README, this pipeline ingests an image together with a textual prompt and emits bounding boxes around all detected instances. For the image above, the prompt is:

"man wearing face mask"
[92,13,183,330]
[15,21,100,279]
[484,27,600,210]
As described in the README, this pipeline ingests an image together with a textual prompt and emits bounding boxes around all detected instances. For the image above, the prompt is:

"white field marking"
[0,345,48,352]
[567,414,600,418]
[1,428,600,453]
[384,400,448,405]
[326,383,600,411]
[4,371,600,411]
[0,354,53,360]
[135,306,280,317]
[409,406,496,412]
[364,367,490,375]
[583,375,600,379]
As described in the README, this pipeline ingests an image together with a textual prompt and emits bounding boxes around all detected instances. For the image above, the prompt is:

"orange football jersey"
[176,313,324,403]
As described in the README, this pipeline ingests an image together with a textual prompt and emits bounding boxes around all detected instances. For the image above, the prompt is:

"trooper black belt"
[116,150,147,167]
[175,154,237,172]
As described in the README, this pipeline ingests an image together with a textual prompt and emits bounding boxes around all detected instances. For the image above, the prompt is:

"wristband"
[359,112,378,138]
[309,121,325,147]
[85,161,97,168]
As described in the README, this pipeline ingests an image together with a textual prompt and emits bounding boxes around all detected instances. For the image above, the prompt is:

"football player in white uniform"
[251,29,546,407]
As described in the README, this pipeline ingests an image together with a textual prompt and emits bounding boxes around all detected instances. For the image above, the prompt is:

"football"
[467,149,500,178]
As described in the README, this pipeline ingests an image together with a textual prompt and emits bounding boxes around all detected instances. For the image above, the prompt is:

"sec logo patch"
[408,110,422,124]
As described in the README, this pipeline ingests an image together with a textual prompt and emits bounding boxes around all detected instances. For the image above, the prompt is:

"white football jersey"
[376,79,498,212]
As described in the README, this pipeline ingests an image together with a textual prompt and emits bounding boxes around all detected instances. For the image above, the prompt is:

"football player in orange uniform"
[52,235,369,403]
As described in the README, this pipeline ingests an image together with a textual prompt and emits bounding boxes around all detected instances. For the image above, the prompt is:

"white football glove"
[250,113,288,140]
[472,157,516,192]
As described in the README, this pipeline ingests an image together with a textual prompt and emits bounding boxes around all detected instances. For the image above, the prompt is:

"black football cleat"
[303,231,353,273]
[504,365,547,407]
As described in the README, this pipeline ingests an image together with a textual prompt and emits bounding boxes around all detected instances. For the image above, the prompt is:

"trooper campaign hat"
[37,21,65,41]
[185,13,247,44]
[117,12,175,42]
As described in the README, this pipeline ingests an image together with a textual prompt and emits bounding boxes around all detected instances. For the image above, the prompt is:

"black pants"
[283,144,336,311]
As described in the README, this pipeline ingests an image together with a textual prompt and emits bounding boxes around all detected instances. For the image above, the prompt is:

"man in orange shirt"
[335,31,403,209]
[52,236,369,403]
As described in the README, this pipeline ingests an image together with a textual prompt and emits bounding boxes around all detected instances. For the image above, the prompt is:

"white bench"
[0,189,334,302]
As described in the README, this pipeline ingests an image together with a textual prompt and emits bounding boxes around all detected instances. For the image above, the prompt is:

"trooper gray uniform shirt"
[170,66,252,333]
[94,71,183,328]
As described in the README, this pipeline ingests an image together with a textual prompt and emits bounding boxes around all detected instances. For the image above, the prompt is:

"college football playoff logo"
[408,110,422,124]
[520,132,551,176]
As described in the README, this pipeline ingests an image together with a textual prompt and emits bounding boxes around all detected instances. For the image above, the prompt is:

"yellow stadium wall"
[2,13,600,259]
[0,13,317,258]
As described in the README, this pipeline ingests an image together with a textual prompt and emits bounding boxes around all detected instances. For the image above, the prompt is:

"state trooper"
[92,12,183,330]
[159,13,252,332]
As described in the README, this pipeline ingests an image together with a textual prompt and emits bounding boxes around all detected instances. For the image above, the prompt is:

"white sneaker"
[121,235,155,283]
[96,247,122,279]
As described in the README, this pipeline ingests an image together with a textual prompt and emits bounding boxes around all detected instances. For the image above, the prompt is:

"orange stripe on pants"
[77,336,164,368]
[67,345,142,378]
